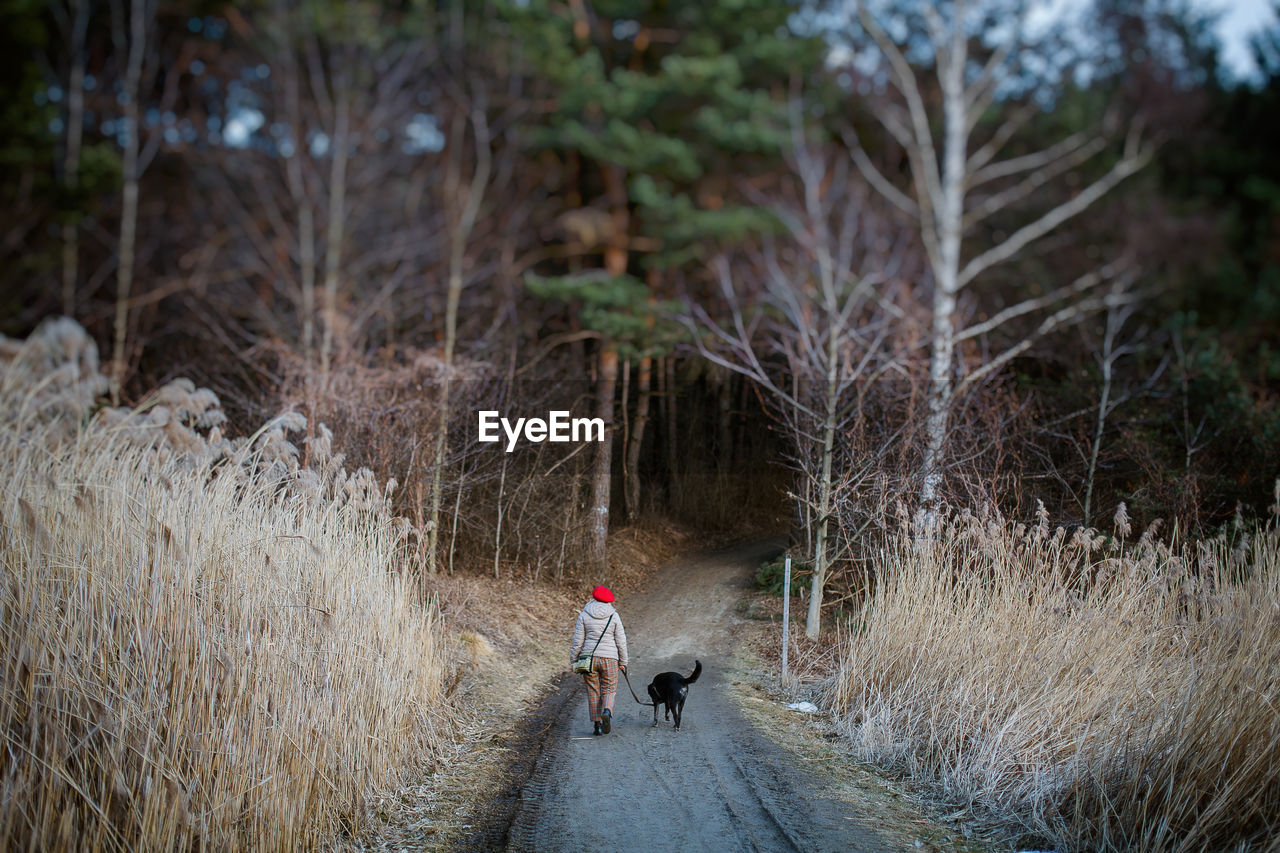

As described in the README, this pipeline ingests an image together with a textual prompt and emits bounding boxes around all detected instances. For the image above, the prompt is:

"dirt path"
[462,540,894,853]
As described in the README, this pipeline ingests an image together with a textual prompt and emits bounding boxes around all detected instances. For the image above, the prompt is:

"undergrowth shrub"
[0,319,448,849]
[825,502,1280,851]
[755,556,812,597]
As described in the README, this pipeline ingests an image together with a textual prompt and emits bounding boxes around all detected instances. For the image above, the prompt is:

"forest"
[2,0,1279,850]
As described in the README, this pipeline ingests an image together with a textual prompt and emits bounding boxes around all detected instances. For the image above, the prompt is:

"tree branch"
[956,264,1125,342]
[962,136,1108,231]
[956,288,1139,395]
[858,6,945,218]
[842,129,920,219]
[970,130,1100,187]
[966,102,1038,175]
[957,145,1152,288]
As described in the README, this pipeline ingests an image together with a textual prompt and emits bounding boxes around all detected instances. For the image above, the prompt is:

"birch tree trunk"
[848,3,1151,524]
[1084,288,1143,525]
[805,326,842,638]
[1083,337,1114,528]
[918,21,968,523]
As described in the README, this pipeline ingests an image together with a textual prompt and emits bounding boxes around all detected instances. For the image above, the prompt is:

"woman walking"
[570,585,629,735]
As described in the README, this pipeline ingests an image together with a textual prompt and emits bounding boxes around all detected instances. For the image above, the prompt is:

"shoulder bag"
[573,612,613,674]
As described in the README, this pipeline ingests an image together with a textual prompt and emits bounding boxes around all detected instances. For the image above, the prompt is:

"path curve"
[467,540,892,853]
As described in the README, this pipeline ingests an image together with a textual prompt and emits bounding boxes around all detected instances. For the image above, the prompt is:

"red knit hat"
[592,585,614,603]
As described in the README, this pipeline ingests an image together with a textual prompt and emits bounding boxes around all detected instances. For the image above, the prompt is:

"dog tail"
[685,660,702,685]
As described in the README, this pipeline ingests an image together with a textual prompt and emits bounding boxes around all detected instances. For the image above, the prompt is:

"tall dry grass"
[825,502,1280,851]
[0,319,448,849]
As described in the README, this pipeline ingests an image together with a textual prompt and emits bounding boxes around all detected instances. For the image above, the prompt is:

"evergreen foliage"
[503,0,819,273]
[525,270,682,358]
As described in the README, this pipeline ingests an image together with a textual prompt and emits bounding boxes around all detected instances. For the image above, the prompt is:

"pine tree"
[503,0,821,563]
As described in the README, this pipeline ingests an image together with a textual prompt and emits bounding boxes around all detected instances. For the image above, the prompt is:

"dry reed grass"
[825,501,1280,851]
[0,319,448,849]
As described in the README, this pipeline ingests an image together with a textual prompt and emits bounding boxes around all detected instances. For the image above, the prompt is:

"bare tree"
[685,121,914,637]
[841,0,1152,522]
[1170,328,1214,476]
[197,2,448,354]
[1082,279,1144,525]
[427,89,492,576]
[106,0,191,401]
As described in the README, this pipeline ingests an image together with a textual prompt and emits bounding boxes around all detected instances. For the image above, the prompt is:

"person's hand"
[619,664,627,674]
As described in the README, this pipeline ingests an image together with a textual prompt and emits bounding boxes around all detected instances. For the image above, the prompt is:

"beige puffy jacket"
[570,600,628,668]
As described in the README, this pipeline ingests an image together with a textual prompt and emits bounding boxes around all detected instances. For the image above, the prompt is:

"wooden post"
[781,554,791,689]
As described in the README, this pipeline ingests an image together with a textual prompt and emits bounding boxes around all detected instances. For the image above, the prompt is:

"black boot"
[600,708,612,734]
[593,721,602,736]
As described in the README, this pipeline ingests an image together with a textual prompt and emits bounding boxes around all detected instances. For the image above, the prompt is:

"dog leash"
[620,667,654,706]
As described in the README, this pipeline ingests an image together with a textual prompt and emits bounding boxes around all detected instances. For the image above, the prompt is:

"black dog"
[646,660,702,730]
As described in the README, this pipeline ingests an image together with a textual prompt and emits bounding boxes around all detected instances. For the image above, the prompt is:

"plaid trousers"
[582,656,619,722]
